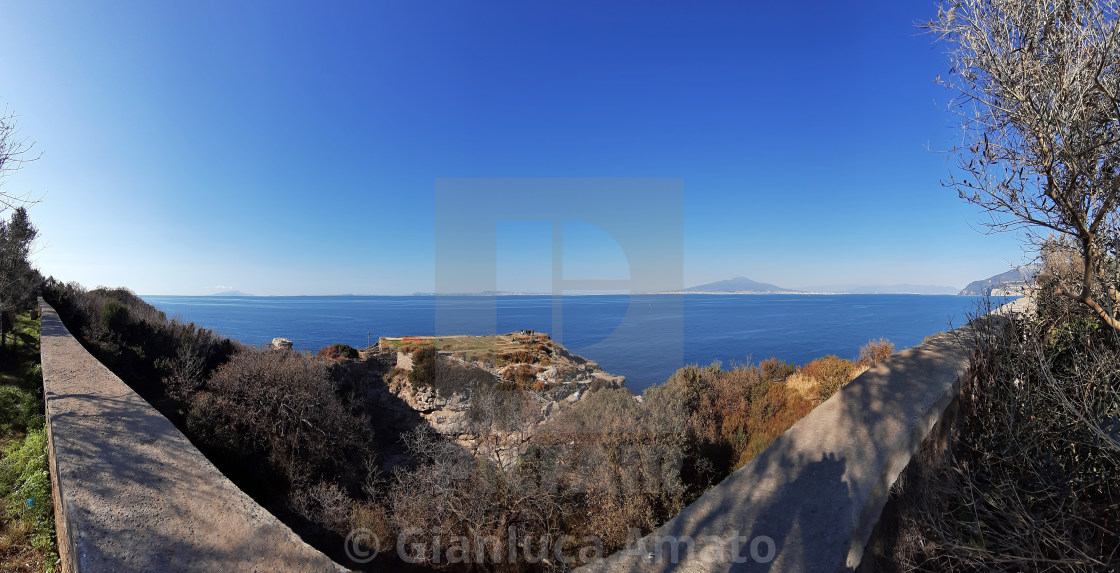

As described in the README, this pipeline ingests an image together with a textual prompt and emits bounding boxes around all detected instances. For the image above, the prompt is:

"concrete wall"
[38,299,346,573]
[576,300,1028,572]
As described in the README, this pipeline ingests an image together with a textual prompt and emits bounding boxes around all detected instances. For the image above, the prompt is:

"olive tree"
[0,111,39,213]
[930,0,1120,329]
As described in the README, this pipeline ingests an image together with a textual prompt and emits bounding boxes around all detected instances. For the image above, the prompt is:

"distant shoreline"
[145,292,981,298]
[654,291,966,296]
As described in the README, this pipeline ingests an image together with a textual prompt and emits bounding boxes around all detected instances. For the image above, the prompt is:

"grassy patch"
[0,311,59,572]
[381,333,553,365]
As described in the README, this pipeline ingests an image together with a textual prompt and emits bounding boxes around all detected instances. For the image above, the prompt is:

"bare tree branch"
[0,110,42,214]
[930,0,1120,330]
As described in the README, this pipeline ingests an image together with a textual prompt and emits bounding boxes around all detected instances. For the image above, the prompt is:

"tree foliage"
[0,208,40,346]
[0,208,38,307]
[930,0,1120,329]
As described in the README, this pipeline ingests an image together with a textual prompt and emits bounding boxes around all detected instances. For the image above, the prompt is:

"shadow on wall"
[737,451,850,571]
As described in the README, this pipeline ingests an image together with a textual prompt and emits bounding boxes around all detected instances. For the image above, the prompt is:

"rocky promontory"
[329,331,626,468]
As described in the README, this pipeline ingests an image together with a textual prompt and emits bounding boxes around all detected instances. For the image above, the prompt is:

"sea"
[141,294,1008,392]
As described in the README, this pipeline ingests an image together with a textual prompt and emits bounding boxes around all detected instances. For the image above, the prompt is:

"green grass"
[380,333,550,364]
[0,310,59,573]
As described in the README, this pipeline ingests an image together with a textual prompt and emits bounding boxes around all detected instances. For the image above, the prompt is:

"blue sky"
[0,1,1026,295]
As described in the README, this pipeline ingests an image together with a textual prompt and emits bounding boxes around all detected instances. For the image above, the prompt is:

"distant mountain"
[803,284,959,295]
[208,290,253,297]
[959,266,1038,296]
[682,276,798,293]
[680,277,961,295]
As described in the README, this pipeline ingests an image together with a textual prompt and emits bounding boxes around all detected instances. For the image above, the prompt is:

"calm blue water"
[141,295,1006,391]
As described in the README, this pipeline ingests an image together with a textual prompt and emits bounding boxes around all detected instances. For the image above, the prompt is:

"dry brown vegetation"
[872,244,1120,571]
[187,349,373,496]
[784,339,893,403]
[859,338,895,367]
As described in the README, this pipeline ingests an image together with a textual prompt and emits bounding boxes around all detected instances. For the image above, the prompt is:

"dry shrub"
[800,355,858,400]
[858,337,895,367]
[349,501,393,555]
[389,426,566,568]
[922,331,945,344]
[732,383,814,467]
[399,341,434,354]
[885,262,1120,570]
[468,383,542,434]
[411,350,495,397]
[531,388,687,555]
[503,363,538,385]
[784,372,820,400]
[187,349,372,491]
[497,349,536,366]
[291,481,354,535]
[162,342,205,402]
[0,525,54,573]
[587,377,611,393]
[758,357,796,382]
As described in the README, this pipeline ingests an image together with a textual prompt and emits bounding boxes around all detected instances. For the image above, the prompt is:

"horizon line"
[140,291,978,298]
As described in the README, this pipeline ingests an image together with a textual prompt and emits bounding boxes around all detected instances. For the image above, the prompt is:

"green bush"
[0,427,56,556]
[25,363,42,387]
[0,386,41,435]
[316,343,359,361]
[408,346,437,387]
[0,312,45,435]
[99,300,128,336]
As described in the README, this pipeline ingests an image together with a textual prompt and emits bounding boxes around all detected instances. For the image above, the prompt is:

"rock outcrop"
[358,332,625,466]
[379,331,625,388]
[959,266,1038,296]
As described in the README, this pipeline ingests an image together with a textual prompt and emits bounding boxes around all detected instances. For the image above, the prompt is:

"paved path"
[39,299,346,573]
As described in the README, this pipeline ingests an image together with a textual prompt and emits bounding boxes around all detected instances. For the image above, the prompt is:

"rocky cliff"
[959,266,1038,296]
[332,332,625,468]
